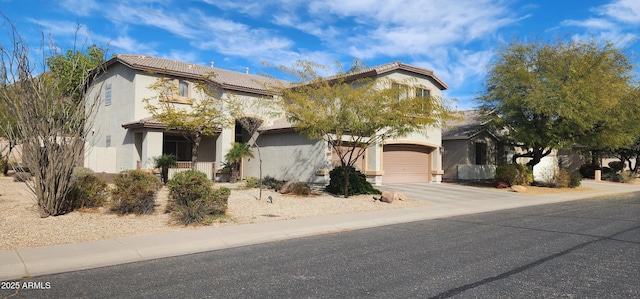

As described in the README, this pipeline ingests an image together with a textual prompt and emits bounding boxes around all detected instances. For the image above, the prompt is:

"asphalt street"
[2,192,638,298]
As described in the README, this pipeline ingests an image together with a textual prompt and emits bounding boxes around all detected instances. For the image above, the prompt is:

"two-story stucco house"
[84,55,448,185]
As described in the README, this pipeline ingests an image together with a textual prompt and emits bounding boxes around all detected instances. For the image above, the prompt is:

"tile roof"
[442,110,487,140]
[336,61,448,90]
[106,54,284,95]
[121,117,167,130]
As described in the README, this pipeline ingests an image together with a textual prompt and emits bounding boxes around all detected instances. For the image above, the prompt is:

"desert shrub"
[0,158,8,176]
[261,176,285,191]
[613,170,636,183]
[325,166,381,196]
[579,163,600,179]
[110,170,162,215]
[167,170,230,225]
[290,181,311,196]
[608,161,625,173]
[244,176,258,189]
[569,171,582,188]
[66,167,108,211]
[495,164,533,186]
[13,172,31,182]
[552,168,572,188]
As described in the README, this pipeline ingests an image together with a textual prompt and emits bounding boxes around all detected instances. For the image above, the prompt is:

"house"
[442,110,508,181]
[84,55,448,185]
[442,110,585,182]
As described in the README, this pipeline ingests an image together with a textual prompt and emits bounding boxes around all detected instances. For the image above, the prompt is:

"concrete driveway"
[377,180,640,204]
[378,182,528,204]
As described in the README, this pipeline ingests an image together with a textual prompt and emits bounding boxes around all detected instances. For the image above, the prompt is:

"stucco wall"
[242,132,330,184]
[442,139,469,180]
[85,63,138,172]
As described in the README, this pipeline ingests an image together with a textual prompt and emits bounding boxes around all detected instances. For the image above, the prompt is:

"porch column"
[141,130,163,170]
[215,127,234,171]
[365,142,384,186]
[431,146,444,183]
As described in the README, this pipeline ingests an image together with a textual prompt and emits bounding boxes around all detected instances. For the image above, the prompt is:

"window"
[163,135,193,161]
[105,83,112,106]
[178,80,189,97]
[106,135,111,147]
[416,88,430,98]
[475,142,487,165]
[391,83,408,101]
[161,79,191,104]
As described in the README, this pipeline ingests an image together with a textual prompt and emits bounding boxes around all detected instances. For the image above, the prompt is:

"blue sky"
[1,0,639,109]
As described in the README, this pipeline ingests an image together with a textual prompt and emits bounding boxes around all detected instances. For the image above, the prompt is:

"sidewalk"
[1,180,639,281]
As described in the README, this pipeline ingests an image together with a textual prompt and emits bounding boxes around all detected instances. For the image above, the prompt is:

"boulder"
[379,191,394,203]
[511,185,528,193]
[496,181,509,189]
[393,192,408,201]
[279,180,297,194]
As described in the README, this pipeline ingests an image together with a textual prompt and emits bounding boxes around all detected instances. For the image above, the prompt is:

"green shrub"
[261,176,285,191]
[552,168,572,188]
[13,172,31,182]
[608,161,625,173]
[495,164,533,186]
[290,182,311,196]
[0,158,8,176]
[569,171,582,188]
[244,176,258,189]
[66,167,108,211]
[614,170,636,183]
[110,170,162,215]
[325,166,381,196]
[167,170,230,225]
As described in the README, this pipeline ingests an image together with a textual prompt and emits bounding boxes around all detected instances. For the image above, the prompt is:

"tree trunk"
[257,144,263,200]
[343,164,351,198]
[190,131,202,171]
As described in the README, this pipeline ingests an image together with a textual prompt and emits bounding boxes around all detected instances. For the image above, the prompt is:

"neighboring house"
[84,55,447,185]
[442,110,508,181]
[442,110,583,182]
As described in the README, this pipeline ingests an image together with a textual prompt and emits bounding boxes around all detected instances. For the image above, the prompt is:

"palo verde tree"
[269,60,452,198]
[0,18,107,217]
[477,37,637,167]
[143,74,241,170]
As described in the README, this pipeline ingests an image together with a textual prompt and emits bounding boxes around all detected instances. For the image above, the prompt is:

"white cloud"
[57,0,99,17]
[27,19,90,38]
[598,0,640,25]
[561,18,615,30]
[107,35,158,54]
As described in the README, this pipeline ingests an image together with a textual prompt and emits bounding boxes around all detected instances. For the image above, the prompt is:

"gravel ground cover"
[0,177,427,250]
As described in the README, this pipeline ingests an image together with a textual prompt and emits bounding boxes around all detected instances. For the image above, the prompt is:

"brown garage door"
[383,144,432,184]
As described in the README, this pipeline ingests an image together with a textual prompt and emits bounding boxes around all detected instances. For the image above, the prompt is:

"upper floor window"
[416,88,430,98]
[391,83,409,101]
[178,80,189,97]
[162,79,191,104]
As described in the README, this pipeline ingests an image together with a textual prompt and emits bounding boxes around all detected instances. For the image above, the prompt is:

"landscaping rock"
[380,191,394,203]
[511,185,528,193]
[393,192,408,201]
[279,180,297,194]
[496,181,509,189]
